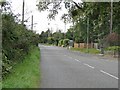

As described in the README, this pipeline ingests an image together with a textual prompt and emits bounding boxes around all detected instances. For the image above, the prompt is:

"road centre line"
[83,63,95,69]
[100,70,119,80]
[75,59,81,62]
[65,55,82,63]
[63,54,118,80]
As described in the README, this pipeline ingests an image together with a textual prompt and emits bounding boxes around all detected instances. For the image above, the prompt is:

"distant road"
[39,44,118,88]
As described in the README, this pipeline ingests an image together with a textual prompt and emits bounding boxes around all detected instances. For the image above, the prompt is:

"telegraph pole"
[87,18,89,53]
[110,0,113,33]
[22,0,25,25]
[31,15,33,30]
[64,22,66,33]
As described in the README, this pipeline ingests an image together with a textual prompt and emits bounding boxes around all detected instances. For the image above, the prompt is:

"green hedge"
[106,46,120,51]
[58,39,69,47]
[2,14,39,78]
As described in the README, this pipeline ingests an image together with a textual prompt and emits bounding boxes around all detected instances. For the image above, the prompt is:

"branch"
[73,1,82,10]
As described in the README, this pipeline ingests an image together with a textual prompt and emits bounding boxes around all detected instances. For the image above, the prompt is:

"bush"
[106,46,120,52]
[2,14,39,78]
[58,40,63,46]
[63,39,69,47]
[105,33,120,46]
[47,37,54,44]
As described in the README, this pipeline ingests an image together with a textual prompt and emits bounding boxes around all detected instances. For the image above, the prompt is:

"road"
[39,44,118,88]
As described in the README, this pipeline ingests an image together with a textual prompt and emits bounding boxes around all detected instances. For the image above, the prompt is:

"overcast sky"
[8,0,74,34]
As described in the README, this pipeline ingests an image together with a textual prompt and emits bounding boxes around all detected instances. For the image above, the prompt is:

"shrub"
[106,46,120,51]
[105,32,120,46]
[2,14,39,78]
[63,39,69,47]
[58,40,63,46]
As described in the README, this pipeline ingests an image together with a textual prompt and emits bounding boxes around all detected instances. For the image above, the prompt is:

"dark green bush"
[2,14,39,78]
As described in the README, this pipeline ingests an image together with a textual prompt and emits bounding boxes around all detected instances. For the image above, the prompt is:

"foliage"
[37,0,82,21]
[106,46,120,51]
[58,39,69,47]
[2,46,40,88]
[58,39,63,46]
[66,27,74,40]
[47,37,55,44]
[2,8,39,77]
[63,39,69,47]
[104,32,120,46]
[39,31,48,43]
[39,30,64,46]
[37,1,120,48]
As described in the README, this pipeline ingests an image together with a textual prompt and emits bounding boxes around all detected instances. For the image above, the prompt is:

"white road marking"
[75,59,81,62]
[100,70,119,80]
[83,63,95,69]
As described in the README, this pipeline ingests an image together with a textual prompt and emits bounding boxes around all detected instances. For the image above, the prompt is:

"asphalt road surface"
[39,44,118,88]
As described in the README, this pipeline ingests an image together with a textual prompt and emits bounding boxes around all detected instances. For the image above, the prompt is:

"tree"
[37,1,120,48]
[37,0,82,20]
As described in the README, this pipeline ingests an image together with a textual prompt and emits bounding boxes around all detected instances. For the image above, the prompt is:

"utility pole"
[110,0,113,34]
[22,0,25,25]
[64,22,66,33]
[87,18,89,53]
[72,20,74,41]
[0,3,2,30]
[64,16,67,39]
[31,15,33,30]
[0,2,2,81]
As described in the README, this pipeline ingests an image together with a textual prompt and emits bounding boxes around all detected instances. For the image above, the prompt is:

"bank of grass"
[0,82,1,90]
[2,46,40,88]
[71,47,100,54]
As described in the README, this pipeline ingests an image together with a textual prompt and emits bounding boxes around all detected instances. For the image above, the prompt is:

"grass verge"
[70,47,100,54]
[2,46,40,88]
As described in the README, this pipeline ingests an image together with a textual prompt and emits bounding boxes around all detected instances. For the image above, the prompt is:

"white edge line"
[100,70,119,80]
[84,63,95,69]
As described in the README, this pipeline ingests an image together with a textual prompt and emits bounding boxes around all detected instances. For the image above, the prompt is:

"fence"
[74,43,98,49]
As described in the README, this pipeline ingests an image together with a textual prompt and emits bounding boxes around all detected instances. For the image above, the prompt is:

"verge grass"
[71,47,100,54]
[2,46,40,88]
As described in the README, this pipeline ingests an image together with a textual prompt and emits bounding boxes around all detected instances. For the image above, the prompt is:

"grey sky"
[8,0,73,34]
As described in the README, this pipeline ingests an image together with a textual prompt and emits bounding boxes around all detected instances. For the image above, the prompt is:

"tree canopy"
[37,1,120,46]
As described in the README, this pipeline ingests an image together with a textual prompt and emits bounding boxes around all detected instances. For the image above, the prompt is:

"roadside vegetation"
[37,1,120,57]
[70,48,100,54]
[2,46,40,88]
[1,0,120,88]
[104,46,120,57]
[1,1,40,87]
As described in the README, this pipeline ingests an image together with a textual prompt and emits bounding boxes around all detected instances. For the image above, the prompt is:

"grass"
[2,46,41,88]
[43,43,55,46]
[0,81,1,90]
[71,47,100,54]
